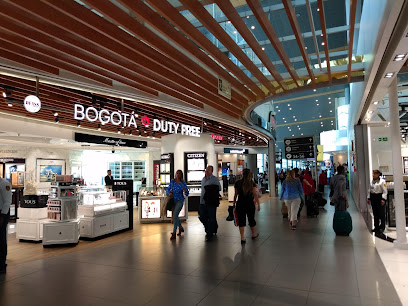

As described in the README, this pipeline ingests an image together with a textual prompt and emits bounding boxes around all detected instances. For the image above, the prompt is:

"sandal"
[251,233,260,240]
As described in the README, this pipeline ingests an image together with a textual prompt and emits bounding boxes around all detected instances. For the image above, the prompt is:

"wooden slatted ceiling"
[317,0,331,83]
[145,0,263,100]
[39,0,244,116]
[177,0,276,94]
[347,0,358,82]
[215,0,287,91]
[282,0,316,86]
[0,75,264,146]
[246,0,300,87]
[114,0,255,103]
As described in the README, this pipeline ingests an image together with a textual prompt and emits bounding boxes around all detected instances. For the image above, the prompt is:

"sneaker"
[205,234,213,242]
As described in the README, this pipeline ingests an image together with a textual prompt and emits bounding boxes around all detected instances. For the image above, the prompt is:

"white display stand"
[228,185,235,202]
[79,210,129,238]
[42,219,80,246]
[16,207,48,241]
[77,189,130,238]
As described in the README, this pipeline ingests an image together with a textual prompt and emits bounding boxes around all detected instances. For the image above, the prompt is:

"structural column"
[268,138,276,197]
[389,77,408,249]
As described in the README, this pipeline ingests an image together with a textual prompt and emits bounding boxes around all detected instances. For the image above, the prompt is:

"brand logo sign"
[74,104,201,137]
[211,134,223,140]
[186,153,205,158]
[74,133,146,148]
[224,148,248,154]
[24,95,41,113]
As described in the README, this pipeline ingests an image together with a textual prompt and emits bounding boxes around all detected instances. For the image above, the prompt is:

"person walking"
[0,177,12,273]
[233,169,260,244]
[330,166,349,211]
[166,170,189,240]
[199,166,221,241]
[367,170,387,233]
[280,170,304,230]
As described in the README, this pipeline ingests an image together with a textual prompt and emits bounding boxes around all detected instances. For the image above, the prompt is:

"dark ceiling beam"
[145,0,263,101]
[246,0,300,87]
[317,0,332,83]
[6,1,243,116]
[305,0,322,70]
[117,0,252,105]
[178,0,276,95]
[215,0,287,91]
[347,0,358,82]
[282,0,316,85]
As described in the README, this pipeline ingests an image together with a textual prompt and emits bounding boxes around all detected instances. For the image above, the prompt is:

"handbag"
[165,196,175,211]
[226,205,234,221]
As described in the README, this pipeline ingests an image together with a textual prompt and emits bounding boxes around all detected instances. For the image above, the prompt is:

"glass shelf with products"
[121,162,133,180]
[109,162,121,180]
[107,161,146,182]
[78,190,127,217]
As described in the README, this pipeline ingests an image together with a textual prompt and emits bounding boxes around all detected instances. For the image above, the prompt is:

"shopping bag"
[233,207,239,227]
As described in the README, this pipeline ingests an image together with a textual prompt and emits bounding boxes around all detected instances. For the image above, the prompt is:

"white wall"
[161,134,216,176]
[369,126,392,174]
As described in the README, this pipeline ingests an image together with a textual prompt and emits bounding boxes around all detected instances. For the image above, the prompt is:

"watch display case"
[160,153,174,187]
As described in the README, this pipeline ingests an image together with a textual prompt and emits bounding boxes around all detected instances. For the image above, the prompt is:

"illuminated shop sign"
[224,148,249,154]
[74,132,147,148]
[24,95,41,113]
[74,104,201,137]
[211,134,223,140]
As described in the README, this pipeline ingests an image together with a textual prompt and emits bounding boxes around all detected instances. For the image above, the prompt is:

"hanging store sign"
[211,134,223,140]
[224,148,249,154]
[218,77,231,100]
[284,136,315,160]
[74,132,147,148]
[24,95,41,113]
[74,104,201,137]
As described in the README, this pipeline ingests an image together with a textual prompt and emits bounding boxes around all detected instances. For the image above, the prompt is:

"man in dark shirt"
[105,170,114,186]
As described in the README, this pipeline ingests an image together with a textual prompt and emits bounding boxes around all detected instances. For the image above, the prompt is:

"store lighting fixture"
[305,46,308,49]
[394,54,407,61]
[2,91,6,98]
[316,99,318,102]
[289,108,292,110]
[117,129,121,134]
[251,25,255,29]
[301,133,303,135]
[97,124,101,131]
[329,101,331,104]
[288,104,290,106]
[385,72,394,78]
[373,101,379,105]
[7,102,12,107]
[77,121,81,127]
[319,115,322,118]
[317,103,319,106]
[278,109,280,112]
[365,118,370,121]
[313,89,316,92]
[53,112,58,117]
[246,15,249,18]
[330,110,333,113]
[321,42,325,46]
[368,110,374,114]
[55,117,59,123]
[219,126,221,129]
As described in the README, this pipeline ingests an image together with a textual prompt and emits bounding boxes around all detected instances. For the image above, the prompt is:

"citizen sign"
[187,153,205,158]
[24,95,41,113]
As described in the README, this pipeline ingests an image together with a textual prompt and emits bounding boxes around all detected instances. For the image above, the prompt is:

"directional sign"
[284,136,314,160]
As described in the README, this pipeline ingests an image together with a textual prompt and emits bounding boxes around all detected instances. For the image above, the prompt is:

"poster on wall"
[141,199,161,219]
[36,159,66,188]
[39,165,62,182]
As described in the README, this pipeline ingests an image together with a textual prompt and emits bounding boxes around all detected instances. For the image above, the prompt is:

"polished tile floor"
[0,192,403,306]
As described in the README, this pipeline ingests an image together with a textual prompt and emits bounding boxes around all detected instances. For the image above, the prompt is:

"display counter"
[386,190,408,228]
[138,195,188,224]
[77,188,129,238]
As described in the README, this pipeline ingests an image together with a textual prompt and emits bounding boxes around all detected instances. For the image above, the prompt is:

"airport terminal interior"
[0,0,408,305]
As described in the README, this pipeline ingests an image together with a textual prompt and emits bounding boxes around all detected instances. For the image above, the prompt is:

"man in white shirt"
[368,170,388,233]
[0,177,12,273]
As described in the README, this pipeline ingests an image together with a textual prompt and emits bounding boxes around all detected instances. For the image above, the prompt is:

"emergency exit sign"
[378,137,388,141]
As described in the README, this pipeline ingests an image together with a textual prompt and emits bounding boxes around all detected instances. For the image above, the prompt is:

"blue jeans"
[173,200,184,233]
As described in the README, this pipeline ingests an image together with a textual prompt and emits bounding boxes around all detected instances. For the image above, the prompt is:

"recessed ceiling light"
[7,103,12,107]
[317,8,320,11]
[284,120,287,123]
[292,134,294,136]
[321,42,325,45]
[316,99,318,102]
[289,108,292,110]
[368,110,374,114]
[283,117,285,120]
[317,103,319,106]
[385,72,394,78]
[294,119,297,121]
[246,16,250,18]
[373,101,379,105]
[329,101,332,104]
[262,47,265,51]
[227,21,231,24]
[319,115,322,118]
[301,133,303,135]
[394,54,407,61]
[293,116,296,118]
[251,25,255,30]
[313,89,316,92]
[328,97,331,100]
[278,110,280,112]
[365,118,370,121]
[330,110,333,112]
[275,106,278,108]
[305,46,308,49]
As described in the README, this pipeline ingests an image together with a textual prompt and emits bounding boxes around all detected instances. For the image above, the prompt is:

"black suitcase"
[311,192,327,207]
[306,199,319,217]
[318,184,324,193]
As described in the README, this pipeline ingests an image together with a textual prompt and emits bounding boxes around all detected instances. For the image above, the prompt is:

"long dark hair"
[175,169,184,182]
[242,168,253,194]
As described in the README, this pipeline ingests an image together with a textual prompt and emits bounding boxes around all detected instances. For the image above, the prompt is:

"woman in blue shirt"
[167,170,189,240]
[280,170,304,230]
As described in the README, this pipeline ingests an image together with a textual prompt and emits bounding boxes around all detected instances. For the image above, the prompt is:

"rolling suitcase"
[333,210,352,236]
[306,198,319,217]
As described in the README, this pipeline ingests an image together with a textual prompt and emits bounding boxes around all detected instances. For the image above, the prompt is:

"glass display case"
[160,153,174,187]
[78,190,127,217]
[139,186,165,197]
[108,161,146,181]
[386,190,408,228]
